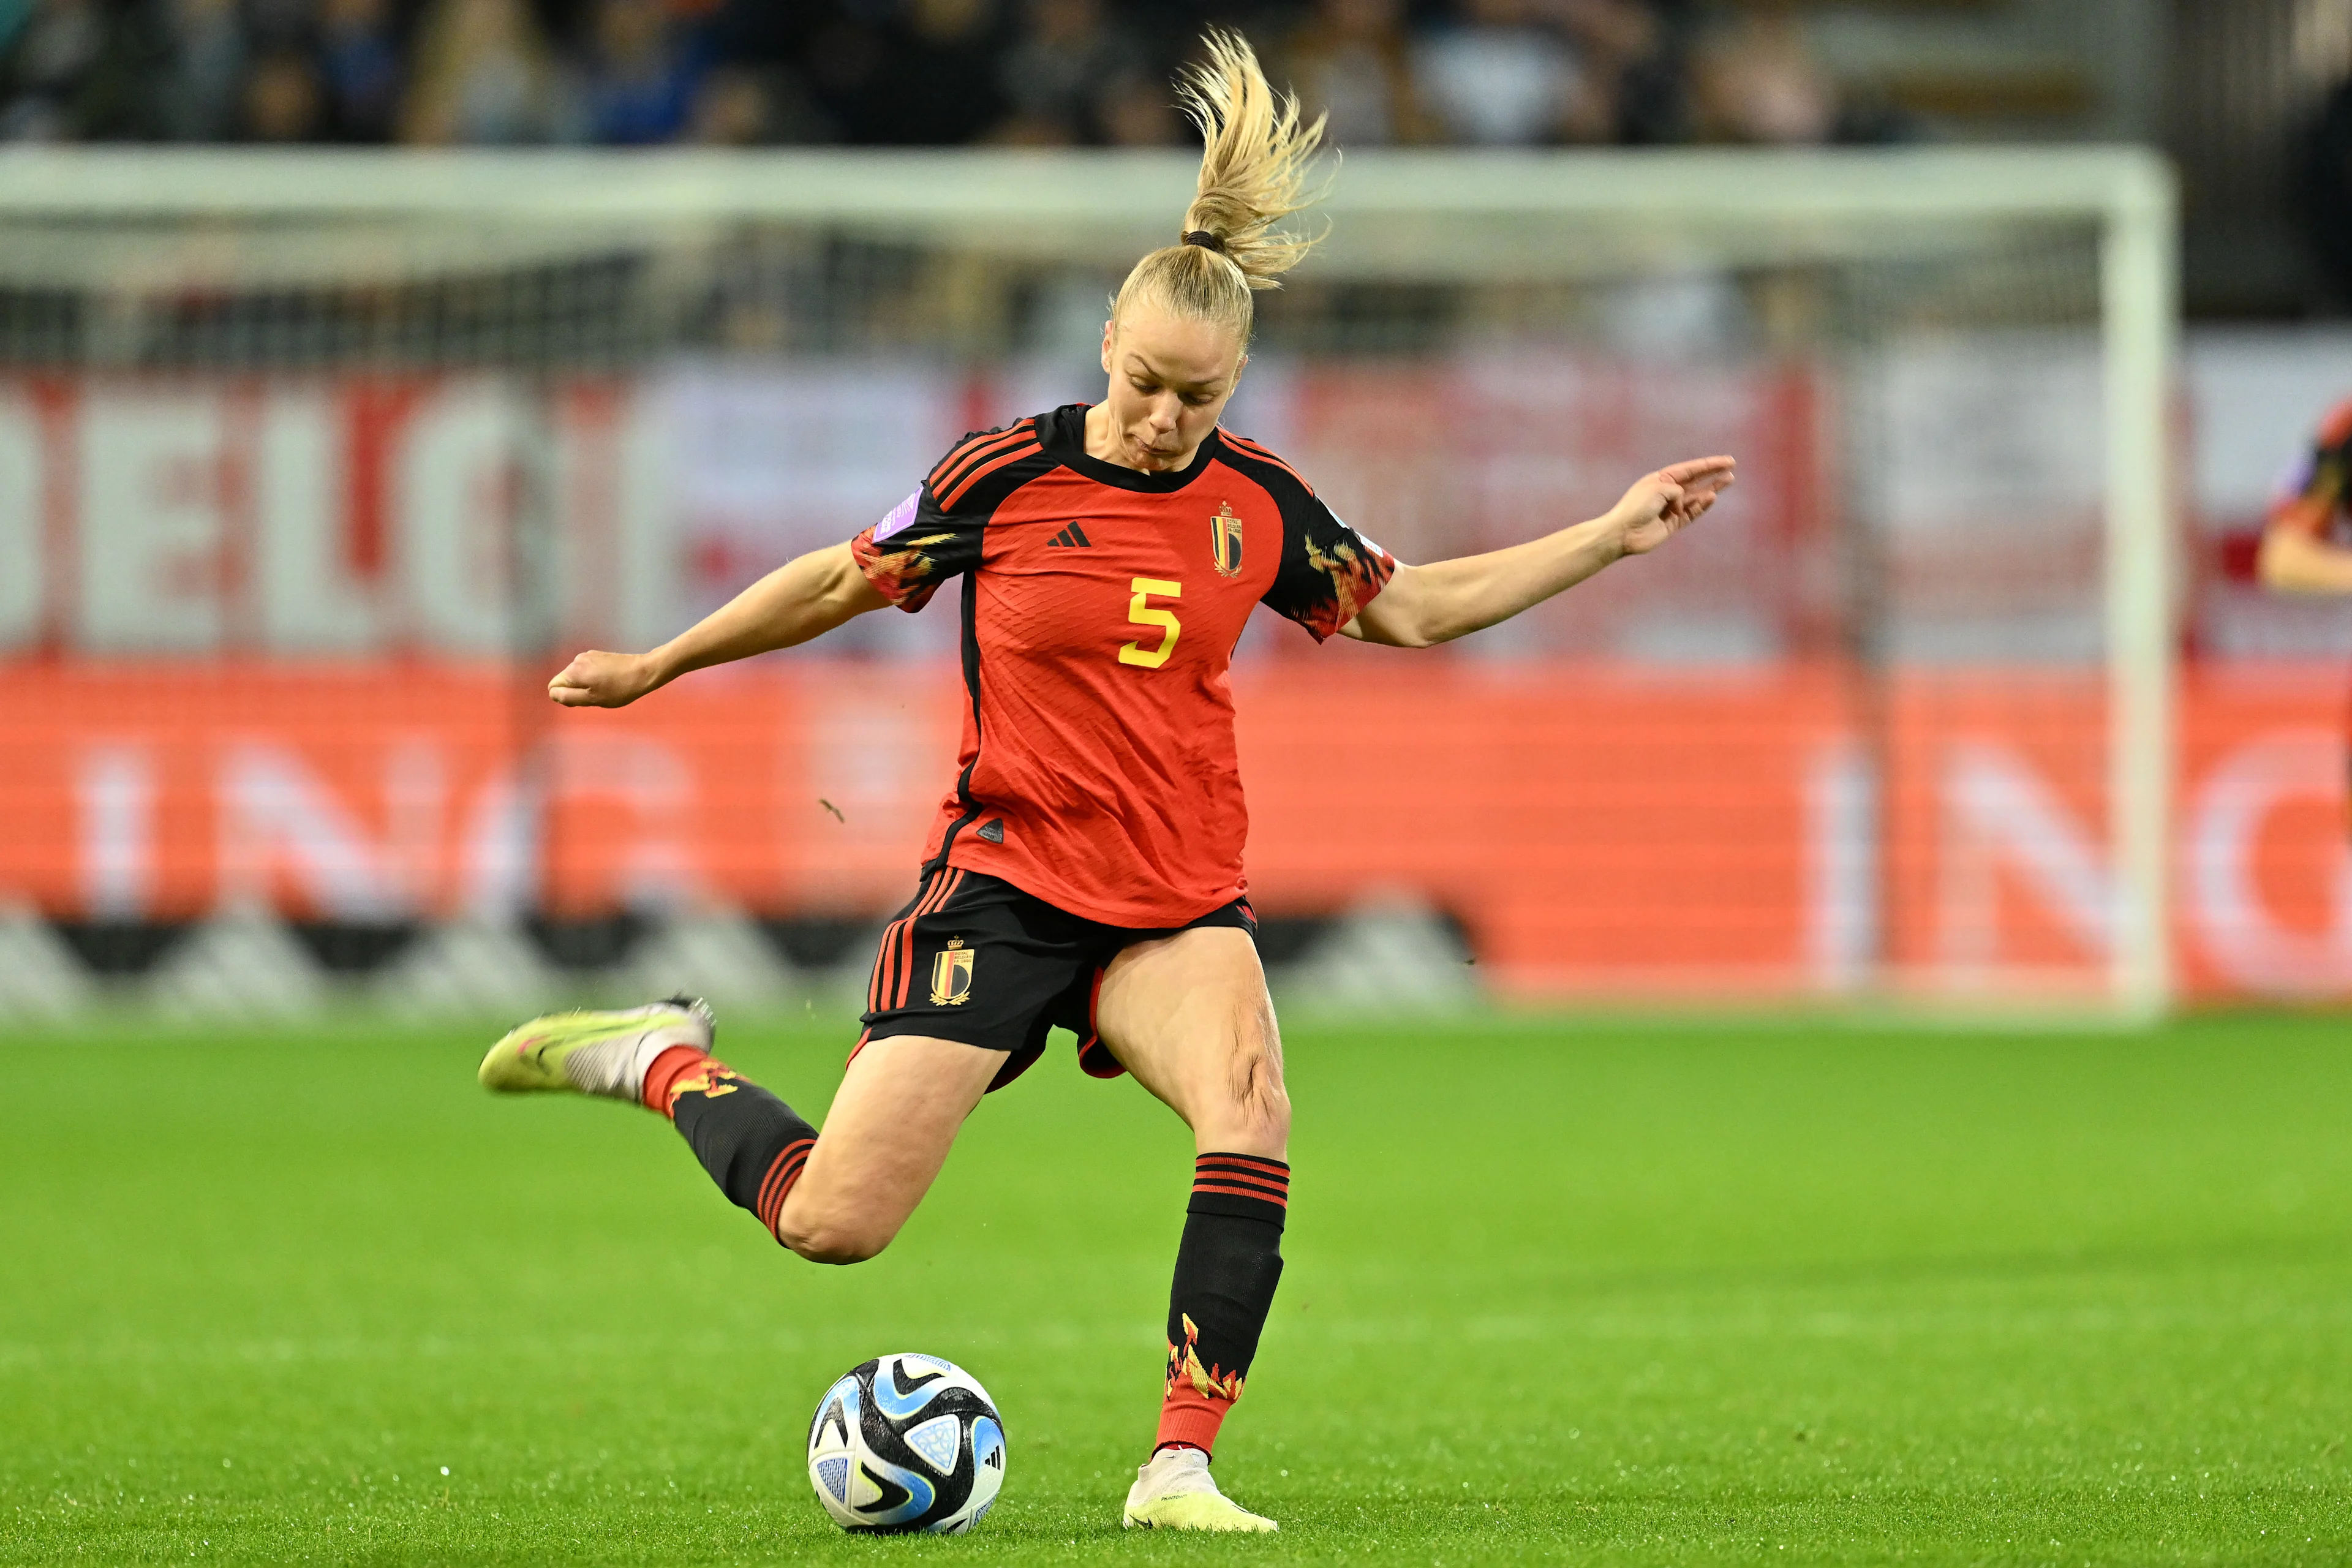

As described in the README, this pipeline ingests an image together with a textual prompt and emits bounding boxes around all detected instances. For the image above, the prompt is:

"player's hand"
[548,649,659,708]
[1607,456,1736,557]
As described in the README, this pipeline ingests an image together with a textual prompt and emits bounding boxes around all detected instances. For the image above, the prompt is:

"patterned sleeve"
[1261,488,1396,643]
[849,483,985,613]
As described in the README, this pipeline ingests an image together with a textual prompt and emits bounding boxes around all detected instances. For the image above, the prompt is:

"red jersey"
[850,403,1395,926]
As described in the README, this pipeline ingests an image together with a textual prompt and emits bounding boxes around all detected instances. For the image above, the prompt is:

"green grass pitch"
[6,1008,2351,1565]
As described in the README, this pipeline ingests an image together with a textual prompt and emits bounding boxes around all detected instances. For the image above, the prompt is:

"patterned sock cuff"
[641,1045,711,1115]
[1155,1383,1231,1455]
[1188,1153,1289,1225]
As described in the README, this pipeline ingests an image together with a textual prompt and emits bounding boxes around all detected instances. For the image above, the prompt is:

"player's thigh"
[778,1034,1000,1264]
[1093,925,1287,1158]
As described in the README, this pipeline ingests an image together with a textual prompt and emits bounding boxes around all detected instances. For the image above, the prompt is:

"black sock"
[659,1055,818,1243]
[1158,1153,1289,1455]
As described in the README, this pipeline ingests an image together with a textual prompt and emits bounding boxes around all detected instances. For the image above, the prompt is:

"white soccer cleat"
[1120,1447,1277,1532]
[477,995,715,1104]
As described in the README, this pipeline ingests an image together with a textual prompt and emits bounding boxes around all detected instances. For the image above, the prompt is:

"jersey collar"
[1044,403,1223,494]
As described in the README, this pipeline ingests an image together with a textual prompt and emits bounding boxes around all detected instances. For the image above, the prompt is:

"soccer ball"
[805,1353,1006,1534]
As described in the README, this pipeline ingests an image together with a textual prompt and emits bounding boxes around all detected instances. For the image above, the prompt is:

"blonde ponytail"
[1111,29,1331,342]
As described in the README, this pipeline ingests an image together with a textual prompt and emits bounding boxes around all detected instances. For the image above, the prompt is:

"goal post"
[2097,156,2181,1023]
[0,146,2179,1017]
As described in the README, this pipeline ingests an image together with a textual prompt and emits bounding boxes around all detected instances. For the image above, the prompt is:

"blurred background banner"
[0,0,2348,1021]
[9,660,2352,1001]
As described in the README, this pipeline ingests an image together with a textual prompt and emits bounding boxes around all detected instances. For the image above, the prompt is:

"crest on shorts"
[1210,502,1244,578]
[930,938,974,1007]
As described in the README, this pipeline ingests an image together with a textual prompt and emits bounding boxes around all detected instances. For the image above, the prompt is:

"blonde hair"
[1110,29,1331,343]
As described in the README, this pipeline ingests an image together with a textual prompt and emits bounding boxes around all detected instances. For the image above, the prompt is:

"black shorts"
[857,867,1257,1093]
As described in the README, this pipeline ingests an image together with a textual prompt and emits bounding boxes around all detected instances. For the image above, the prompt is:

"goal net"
[0,146,2176,1018]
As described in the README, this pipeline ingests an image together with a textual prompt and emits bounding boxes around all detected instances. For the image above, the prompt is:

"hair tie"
[1182,230,1227,254]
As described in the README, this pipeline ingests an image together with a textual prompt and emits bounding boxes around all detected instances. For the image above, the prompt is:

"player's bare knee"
[1216,1047,1290,1151]
[780,1219,891,1266]
[775,1201,895,1265]
[804,1235,886,1267]
[1242,1079,1292,1148]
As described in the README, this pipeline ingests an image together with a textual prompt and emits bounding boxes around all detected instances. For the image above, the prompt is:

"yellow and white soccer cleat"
[477,995,714,1104]
[1120,1447,1277,1532]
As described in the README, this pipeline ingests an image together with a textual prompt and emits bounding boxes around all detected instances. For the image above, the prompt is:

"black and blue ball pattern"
[806,1354,1006,1534]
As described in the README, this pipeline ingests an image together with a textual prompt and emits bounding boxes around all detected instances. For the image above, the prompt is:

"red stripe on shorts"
[896,868,962,1008]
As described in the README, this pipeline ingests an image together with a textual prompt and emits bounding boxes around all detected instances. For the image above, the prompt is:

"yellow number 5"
[1118,577,1182,669]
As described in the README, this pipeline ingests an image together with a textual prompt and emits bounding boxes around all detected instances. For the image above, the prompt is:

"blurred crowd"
[0,0,1907,149]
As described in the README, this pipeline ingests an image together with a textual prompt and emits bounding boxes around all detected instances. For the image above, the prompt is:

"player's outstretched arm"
[548,542,889,707]
[2258,526,2352,593]
[2260,496,2352,593]
[1344,456,1735,649]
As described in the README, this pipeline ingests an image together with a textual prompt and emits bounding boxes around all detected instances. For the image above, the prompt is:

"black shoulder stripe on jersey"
[939,439,1044,511]
[1219,433,1314,493]
[924,575,989,878]
[935,443,1059,518]
[929,419,1037,494]
[1215,439,1319,515]
[927,421,1027,488]
[914,447,1058,877]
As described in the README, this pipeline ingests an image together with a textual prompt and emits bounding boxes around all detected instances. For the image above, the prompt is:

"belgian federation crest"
[1210,503,1244,578]
[930,938,974,1006]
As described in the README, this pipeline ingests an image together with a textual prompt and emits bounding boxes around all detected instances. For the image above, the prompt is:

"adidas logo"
[1046,522,1092,549]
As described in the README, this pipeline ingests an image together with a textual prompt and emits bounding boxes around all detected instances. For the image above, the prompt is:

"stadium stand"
[0,0,2168,154]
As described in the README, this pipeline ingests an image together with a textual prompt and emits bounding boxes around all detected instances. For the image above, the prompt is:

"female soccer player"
[479,29,1734,1533]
